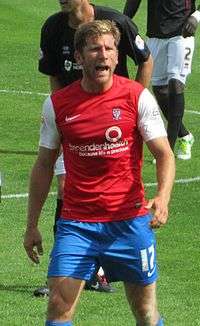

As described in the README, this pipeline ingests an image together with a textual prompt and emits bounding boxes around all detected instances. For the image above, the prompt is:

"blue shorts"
[48,214,157,285]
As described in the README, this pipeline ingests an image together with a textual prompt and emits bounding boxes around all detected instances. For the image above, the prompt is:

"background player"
[123,0,200,160]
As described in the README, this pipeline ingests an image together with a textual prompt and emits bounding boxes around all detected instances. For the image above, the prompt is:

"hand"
[182,15,198,37]
[23,227,43,264]
[145,196,169,229]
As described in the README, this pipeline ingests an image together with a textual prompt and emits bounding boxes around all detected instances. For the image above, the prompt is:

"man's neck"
[81,77,114,94]
[68,3,94,29]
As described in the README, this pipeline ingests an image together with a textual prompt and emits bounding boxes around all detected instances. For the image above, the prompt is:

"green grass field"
[0,1,200,325]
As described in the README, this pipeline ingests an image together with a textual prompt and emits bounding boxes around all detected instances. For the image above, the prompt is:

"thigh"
[100,215,157,285]
[167,36,194,84]
[48,219,100,281]
[147,38,168,85]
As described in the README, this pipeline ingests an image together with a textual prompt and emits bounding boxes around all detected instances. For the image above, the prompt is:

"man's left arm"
[135,54,153,88]
[137,88,175,228]
[146,137,175,228]
[182,5,200,38]
[121,16,153,88]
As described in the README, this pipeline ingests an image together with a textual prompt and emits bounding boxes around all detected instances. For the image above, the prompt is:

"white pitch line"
[2,176,200,200]
[1,89,200,199]
[0,89,48,97]
[145,176,200,187]
[2,191,57,200]
[185,109,200,115]
[0,88,200,116]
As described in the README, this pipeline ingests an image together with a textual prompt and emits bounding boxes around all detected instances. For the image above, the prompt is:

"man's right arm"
[49,75,63,93]
[24,96,60,263]
[24,147,59,264]
[123,0,142,18]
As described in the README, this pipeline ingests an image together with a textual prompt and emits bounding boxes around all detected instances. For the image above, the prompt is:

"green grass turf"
[0,1,200,325]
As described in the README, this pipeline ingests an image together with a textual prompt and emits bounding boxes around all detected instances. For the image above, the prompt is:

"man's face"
[58,0,83,12]
[76,34,118,88]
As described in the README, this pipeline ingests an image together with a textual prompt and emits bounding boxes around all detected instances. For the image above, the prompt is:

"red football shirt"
[51,75,149,222]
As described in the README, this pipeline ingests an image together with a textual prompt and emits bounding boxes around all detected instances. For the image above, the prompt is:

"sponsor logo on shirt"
[62,45,71,55]
[105,126,122,143]
[68,126,129,157]
[64,60,82,72]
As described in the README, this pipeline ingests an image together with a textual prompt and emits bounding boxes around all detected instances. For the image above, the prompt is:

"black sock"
[178,123,189,138]
[53,198,63,236]
[168,93,185,150]
[153,87,188,138]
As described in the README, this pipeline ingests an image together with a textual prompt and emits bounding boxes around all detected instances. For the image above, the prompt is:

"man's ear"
[115,49,119,66]
[74,50,83,64]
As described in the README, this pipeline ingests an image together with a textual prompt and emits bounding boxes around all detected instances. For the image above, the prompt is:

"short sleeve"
[137,89,167,142]
[39,96,60,149]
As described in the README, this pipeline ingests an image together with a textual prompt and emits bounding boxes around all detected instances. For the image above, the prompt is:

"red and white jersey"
[40,75,167,222]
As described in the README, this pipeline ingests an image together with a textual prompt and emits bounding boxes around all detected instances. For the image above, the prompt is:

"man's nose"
[98,47,108,58]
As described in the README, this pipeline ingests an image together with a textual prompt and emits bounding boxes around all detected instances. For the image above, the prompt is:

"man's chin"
[94,71,111,81]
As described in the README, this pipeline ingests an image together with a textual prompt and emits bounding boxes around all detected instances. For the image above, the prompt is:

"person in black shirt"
[34,0,153,297]
[39,1,153,89]
[124,0,200,160]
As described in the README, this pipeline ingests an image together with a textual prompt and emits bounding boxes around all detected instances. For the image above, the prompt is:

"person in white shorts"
[146,35,195,159]
[123,0,200,160]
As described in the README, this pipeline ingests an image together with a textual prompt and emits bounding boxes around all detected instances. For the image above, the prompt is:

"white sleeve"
[39,96,60,149]
[137,89,167,142]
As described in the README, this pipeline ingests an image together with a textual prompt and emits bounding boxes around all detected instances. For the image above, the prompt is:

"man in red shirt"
[35,0,153,294]
[24,20,175,326]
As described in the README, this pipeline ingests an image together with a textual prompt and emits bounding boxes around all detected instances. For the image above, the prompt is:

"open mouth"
[95,65,109,72]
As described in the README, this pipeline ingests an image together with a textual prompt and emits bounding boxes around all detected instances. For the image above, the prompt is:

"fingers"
[150,218,163,229]
[145,198,168,229]
[150,209,168,229]
[37,243,44,256]
[182,17,198,37]
[24,241,43,264]
[23,229,43,264]
[28,249,40,264]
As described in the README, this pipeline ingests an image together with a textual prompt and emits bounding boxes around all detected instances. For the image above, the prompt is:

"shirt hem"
[59,209,149,223]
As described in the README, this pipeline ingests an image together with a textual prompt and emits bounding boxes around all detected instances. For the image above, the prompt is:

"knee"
[47,289,74,320]
[168,78,184,95]
[153,85,168,97]
[136,302,159,326]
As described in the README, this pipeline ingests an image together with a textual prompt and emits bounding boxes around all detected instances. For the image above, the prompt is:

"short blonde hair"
[74,20,121,53]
